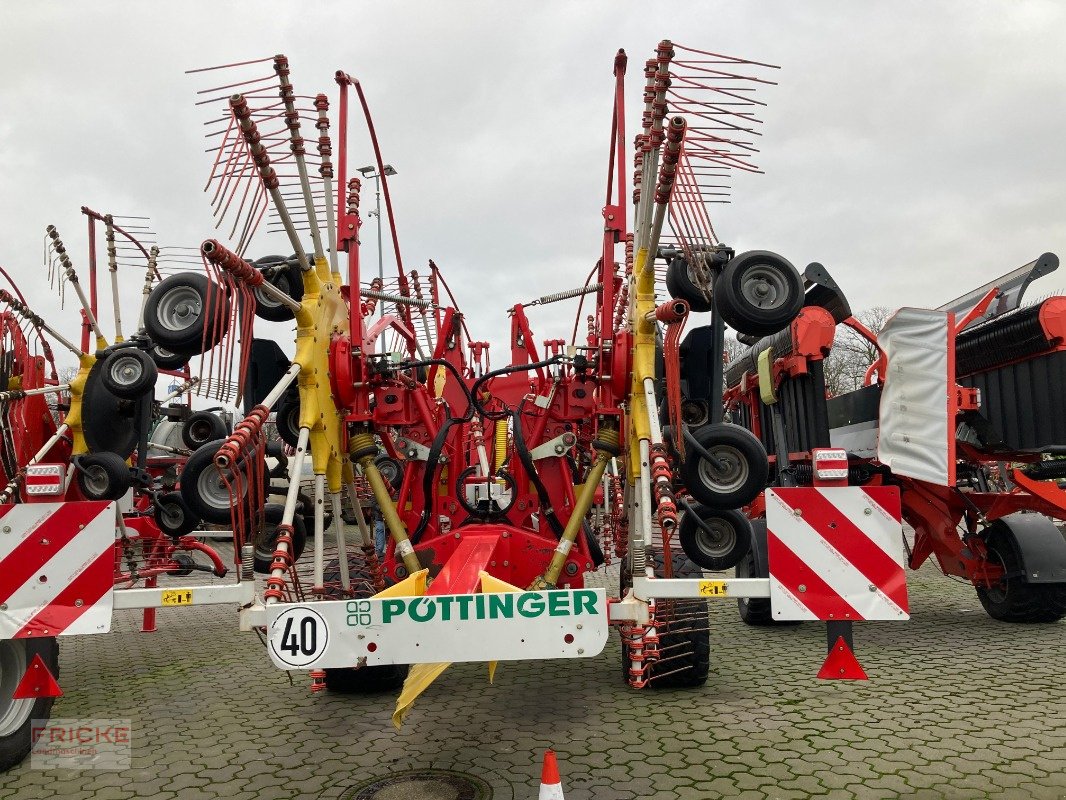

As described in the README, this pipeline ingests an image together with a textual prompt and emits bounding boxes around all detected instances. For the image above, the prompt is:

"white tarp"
[877,308,952,485]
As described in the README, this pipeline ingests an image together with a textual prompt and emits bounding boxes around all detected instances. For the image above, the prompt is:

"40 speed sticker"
[264,588,610,670]
[269,607,329,667]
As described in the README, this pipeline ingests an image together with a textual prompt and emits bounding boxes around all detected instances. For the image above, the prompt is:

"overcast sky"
[2,1,1064,379]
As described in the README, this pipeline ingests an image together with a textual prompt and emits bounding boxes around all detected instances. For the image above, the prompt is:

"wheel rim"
[255,529,278,562]
[0,640,35,737]
[696,444,749,494]
[161,503,185,529]
[156,286,203,333]
[740,266,790,311]
[693,517,737,559]
[83,465,110,496]
[109,355,144,388]
[254,285,283,309]
[196,464,241,511]
[188,420,213,444]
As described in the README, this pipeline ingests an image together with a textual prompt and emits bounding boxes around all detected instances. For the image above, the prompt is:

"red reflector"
[12,653,63,699]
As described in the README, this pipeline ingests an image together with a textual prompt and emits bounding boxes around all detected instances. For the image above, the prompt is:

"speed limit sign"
[269,607,329,667]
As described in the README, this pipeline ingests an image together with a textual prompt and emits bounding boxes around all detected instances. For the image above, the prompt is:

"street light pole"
[358,164,397,318]
[375,173,383,315]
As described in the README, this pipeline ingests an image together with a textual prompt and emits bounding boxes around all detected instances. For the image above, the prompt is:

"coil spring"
[531,283,604,306]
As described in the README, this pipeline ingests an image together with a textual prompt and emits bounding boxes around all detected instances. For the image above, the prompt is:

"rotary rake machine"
[720,252,1066,626]
[1,40,912,768]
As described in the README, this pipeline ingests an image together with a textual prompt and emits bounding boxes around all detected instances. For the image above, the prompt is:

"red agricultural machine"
[719,254,1066,624]
[0,39,983,771]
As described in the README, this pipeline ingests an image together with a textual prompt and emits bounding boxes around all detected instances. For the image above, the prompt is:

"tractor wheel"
[975,521,1066,623]
[101,349,157,400]
[275,394,301,448]
[0,637,59,773]
[713,250,804,337]
[252,504,308,574]
[678,505,752,571]
[179,439,250,525]
[252,256,304,322]
[144,272,229,355]
[735,519,801,627]
[620,549,710,689]
[680,423,767,510]
[76,452,131,501]
[664,257,713,313]
[154,491,199,538]
[149,345,190,372]
[181,411,227,451]
[322,555,409,693]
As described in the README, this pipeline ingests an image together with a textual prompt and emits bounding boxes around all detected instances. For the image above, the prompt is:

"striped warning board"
[0,501,116,639]
[765,487,908,622]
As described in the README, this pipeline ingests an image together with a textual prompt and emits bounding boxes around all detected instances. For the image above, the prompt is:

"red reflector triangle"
[817,636,868,681]
[12,652,63,699]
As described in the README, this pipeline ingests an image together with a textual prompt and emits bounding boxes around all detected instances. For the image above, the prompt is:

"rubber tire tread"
[181,411,228,451]
[252,504,308,573]
[100,349,158,400]
[976,528,1066,623]
[620,549,710,689]
[0,637,59,772]
[664,258,714,313]
[76,452,131,501]
[678,505,752,571]
[323,556,409,693]
[679,423,768,510]
[713,250,804,337]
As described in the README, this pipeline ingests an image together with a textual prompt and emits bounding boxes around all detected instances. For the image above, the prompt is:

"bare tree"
[823,306,891,397]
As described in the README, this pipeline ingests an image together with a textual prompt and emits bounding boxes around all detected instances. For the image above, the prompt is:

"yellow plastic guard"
[391,571,522,728]
[758,348,778,406]
[373,569,429,599]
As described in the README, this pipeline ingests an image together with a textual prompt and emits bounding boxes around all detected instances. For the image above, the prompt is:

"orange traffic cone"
[539,748,564,800]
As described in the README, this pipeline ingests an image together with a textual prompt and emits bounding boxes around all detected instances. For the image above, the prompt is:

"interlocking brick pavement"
[1,541,1064,800]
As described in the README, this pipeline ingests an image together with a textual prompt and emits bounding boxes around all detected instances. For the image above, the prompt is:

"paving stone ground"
[1,537,1064,800]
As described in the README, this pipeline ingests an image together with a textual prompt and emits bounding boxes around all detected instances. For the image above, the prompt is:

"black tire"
[975,521,1066,623]
[323,555,409,693]
[680,423,767,510]
[678,505,752,571]
[154,491,199,538]
[181,411,227,450]
[714,250,804,337]
[0,637,59,773]
[100,349,158,400]
[179,439,250,525]
[275,394,301,448]
[82,361,139,458]
[76,452,131,501]
[252,504,308,573]
[736,519,773,625]
[143,272,229,355]
[620,549,710,689]
[295,491,332,536]
[266,440,289,478]
[149,345,190,371]
[664,257,714,313]
[252,257,304,322]
[735,519,800,627]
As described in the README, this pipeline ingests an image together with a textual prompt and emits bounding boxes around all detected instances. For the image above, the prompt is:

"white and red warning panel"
[765,487,908,622]
[0,501,116,639]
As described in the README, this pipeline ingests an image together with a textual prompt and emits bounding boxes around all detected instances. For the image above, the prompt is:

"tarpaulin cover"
[877,308,952,485]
